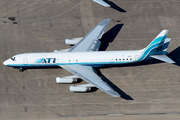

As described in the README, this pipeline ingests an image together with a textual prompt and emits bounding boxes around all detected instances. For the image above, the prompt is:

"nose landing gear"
[19,68,24,72]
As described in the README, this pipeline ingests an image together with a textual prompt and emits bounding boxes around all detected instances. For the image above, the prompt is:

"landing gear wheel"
[19,68,24,72]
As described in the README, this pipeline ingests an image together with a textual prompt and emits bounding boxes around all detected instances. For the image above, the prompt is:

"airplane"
[3,19,175,97]
[92,0,110,7]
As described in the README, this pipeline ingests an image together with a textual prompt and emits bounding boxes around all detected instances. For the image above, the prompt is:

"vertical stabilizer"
[144,30,175,63]
[146,30,169,51]
[139,30,171,61]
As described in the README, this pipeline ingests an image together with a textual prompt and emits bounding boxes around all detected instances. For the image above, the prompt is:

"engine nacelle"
[56,75,79,84]
[65,37,83,45]
[69,84,95,92]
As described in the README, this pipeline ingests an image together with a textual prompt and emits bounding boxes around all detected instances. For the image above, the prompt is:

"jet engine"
[65,37,83,45]
[56,75,79,84]
[69,84,95,92]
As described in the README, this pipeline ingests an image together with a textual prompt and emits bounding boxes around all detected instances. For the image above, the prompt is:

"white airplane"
[92,0,110,7]
[3,19,175,97]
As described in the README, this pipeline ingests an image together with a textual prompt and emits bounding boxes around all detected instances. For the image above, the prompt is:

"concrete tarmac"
[1,0,180,119]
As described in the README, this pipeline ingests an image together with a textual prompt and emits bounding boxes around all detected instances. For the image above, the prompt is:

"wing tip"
[107,90,121,97]
[102,19,110,21]
[92,0,111,7]
[99,19,110,26]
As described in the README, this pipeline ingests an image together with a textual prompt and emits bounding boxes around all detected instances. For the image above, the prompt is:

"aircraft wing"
[93,0,110,7]
[60,65,120,97]
[68,19,110,52]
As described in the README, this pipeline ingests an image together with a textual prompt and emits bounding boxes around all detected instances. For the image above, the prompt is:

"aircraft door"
[135,55,139,60]
[24,58,28,64]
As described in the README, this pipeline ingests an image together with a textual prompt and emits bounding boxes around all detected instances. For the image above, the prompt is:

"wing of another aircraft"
[68,19,110,52]
[93,0,110,7]
[60,65,120,97]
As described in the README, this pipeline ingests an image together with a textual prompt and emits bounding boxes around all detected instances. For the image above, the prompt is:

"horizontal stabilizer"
[150,55,175,63]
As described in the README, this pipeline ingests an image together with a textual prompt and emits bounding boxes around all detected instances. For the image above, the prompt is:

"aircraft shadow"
[99,24,124,51]
[168,46,180,66]
[104,0,126,12]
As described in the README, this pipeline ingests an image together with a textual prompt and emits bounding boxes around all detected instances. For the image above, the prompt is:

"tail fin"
[146,30,169,53]
[146,30,175,63]
[139,30,175,63]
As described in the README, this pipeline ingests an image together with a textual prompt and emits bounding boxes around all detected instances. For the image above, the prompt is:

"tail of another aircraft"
[139,30,175,63]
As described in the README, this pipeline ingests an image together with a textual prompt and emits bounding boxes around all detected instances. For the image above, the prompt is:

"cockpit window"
[11,57,16,61]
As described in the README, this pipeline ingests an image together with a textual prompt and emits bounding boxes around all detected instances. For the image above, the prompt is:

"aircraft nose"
[3,60,8,66]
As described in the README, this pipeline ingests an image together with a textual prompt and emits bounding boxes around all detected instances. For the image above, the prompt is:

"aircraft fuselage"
[4,50,145,69]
